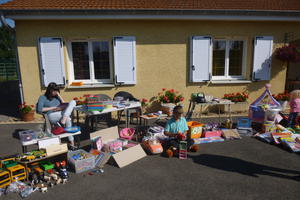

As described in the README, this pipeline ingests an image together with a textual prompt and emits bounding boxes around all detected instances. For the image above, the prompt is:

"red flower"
[30,105,34,108]
[73,97,79,100]
[180,97,184,101]
[162,88,166,91]
[142,98,148,102]
[163,96,168,101]
[170,89,174,93]
[79,97,83,99]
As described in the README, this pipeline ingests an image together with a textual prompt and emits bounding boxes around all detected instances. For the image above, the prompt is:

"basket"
[67,149,95,173]
[119,128,135,140]
[187,121,204,139]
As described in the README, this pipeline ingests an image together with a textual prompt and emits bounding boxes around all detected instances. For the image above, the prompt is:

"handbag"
[52,126,66,135]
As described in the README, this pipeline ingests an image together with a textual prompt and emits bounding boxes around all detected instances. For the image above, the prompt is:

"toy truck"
[0,168,11,188]
[6,164,26,181]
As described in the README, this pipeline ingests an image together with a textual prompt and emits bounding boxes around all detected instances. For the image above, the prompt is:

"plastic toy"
[142,137,163,154]
[0,158,17,168]
[55,161,68,183]
[249,84,281,123]
[40,161,54,171]
[187,121,204,139]
[179,141,187,159]
[64,126,81,133]
[0,169,11,188]
[177,133,186,141]
[6,164,26,181]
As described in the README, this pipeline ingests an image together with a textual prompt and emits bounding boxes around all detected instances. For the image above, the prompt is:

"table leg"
[22,145,27,153]
[229,104,232,122]
[218,105,221,124]
[199,104,203,121]
[76,110,79,126]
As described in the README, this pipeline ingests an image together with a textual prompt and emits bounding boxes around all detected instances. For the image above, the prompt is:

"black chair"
[113,91,141,125]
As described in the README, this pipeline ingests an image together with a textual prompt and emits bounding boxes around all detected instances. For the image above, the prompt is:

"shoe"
[166,149,174,158]
[189,145,199,152]
[56,121,66,128]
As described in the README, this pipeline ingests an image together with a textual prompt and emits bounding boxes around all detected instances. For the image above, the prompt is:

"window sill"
[211,80,252,84]
[67,83,115,89]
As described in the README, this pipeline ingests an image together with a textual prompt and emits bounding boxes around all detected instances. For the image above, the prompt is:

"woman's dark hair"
[45,82,60,100]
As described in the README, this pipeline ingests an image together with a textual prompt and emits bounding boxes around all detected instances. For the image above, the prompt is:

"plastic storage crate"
[18,130,37,142]
[187,121,204,139]
[67,149,95,173]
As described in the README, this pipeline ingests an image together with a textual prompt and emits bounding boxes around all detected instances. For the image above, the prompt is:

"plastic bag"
[6,180,34,198]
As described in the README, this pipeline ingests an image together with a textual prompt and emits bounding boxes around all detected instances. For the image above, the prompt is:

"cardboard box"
[45,143,68,156]
[90,126,146,168]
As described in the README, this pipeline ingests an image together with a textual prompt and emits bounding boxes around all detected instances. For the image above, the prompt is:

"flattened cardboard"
[222,129,242,140]
[45,143,68,156]
[90,126,146,168]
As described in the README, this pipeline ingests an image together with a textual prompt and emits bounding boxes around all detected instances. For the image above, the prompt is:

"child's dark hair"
[45,82,60,100]
[173,105,184,114]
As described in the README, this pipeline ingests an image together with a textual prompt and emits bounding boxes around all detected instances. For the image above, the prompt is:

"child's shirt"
[289,98,300,113]
[165,117,189,134]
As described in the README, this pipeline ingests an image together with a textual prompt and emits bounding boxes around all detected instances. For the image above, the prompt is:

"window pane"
[212,41,226,76]
[229,41,243,76]
[72,42,90,80]
[92,41,110,79]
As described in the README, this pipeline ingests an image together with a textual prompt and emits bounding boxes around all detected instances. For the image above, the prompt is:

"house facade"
[1,0,300,108]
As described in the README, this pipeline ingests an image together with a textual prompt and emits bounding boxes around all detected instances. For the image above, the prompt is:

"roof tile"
[0,0,299,11]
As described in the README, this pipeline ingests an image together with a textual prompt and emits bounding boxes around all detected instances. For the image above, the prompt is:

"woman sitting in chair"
[37,82,76,146]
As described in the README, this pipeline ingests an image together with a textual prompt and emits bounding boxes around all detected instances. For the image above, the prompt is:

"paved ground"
[0,120,299,200]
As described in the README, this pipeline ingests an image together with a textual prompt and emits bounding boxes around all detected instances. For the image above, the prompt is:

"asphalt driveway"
[0,123,299,200]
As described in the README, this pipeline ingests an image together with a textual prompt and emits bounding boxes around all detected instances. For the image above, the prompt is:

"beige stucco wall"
[15,20,300,109]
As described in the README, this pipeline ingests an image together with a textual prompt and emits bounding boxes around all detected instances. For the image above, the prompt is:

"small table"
[74,102,141,129]
[139,114,169,126]
[186,101,235,123]
[21,131,81,153]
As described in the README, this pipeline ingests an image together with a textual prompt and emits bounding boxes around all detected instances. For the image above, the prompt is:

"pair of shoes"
[189,145,199,152]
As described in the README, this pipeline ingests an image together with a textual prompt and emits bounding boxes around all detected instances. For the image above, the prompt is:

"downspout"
[0,12,24,104]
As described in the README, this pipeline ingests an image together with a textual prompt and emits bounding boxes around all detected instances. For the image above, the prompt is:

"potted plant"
[274,44,300,63]
[141,98,149,114]
[223,92,249,103]
[157,88,184,116]
[19,103,35,121]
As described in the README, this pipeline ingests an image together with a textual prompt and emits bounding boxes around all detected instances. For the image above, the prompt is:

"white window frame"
[212,38,247,80]
[67,40,113,84]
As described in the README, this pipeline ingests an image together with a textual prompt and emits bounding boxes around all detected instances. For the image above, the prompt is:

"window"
[69,40,112,84]
[212,39,246,80]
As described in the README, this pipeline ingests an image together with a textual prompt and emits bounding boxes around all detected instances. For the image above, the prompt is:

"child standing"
[288,90,300,128]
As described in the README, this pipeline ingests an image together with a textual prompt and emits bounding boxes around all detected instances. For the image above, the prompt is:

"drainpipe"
[0,12,24,104]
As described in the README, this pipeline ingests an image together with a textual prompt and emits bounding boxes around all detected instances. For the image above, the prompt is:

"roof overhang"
[1,9,300,21]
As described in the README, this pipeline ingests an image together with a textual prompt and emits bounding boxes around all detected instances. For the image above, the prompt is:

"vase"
[161,103,176,116]
[21,111,35,122]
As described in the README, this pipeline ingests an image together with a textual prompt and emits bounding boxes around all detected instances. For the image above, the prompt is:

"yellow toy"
[0,169,11,188]
[6,164,27,181]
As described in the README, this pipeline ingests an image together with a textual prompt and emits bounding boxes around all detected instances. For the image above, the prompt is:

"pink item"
[289,98,300,113]
[203,130,222,138]
[119,128,135,140]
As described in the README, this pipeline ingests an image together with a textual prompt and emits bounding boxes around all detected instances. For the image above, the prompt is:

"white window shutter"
[38,37,66,87]
[252,36,273,81]
[113,36,136,85]
[190,36,212,82]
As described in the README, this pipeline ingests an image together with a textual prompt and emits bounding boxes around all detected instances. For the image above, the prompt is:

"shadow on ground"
[190,154,300,182]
